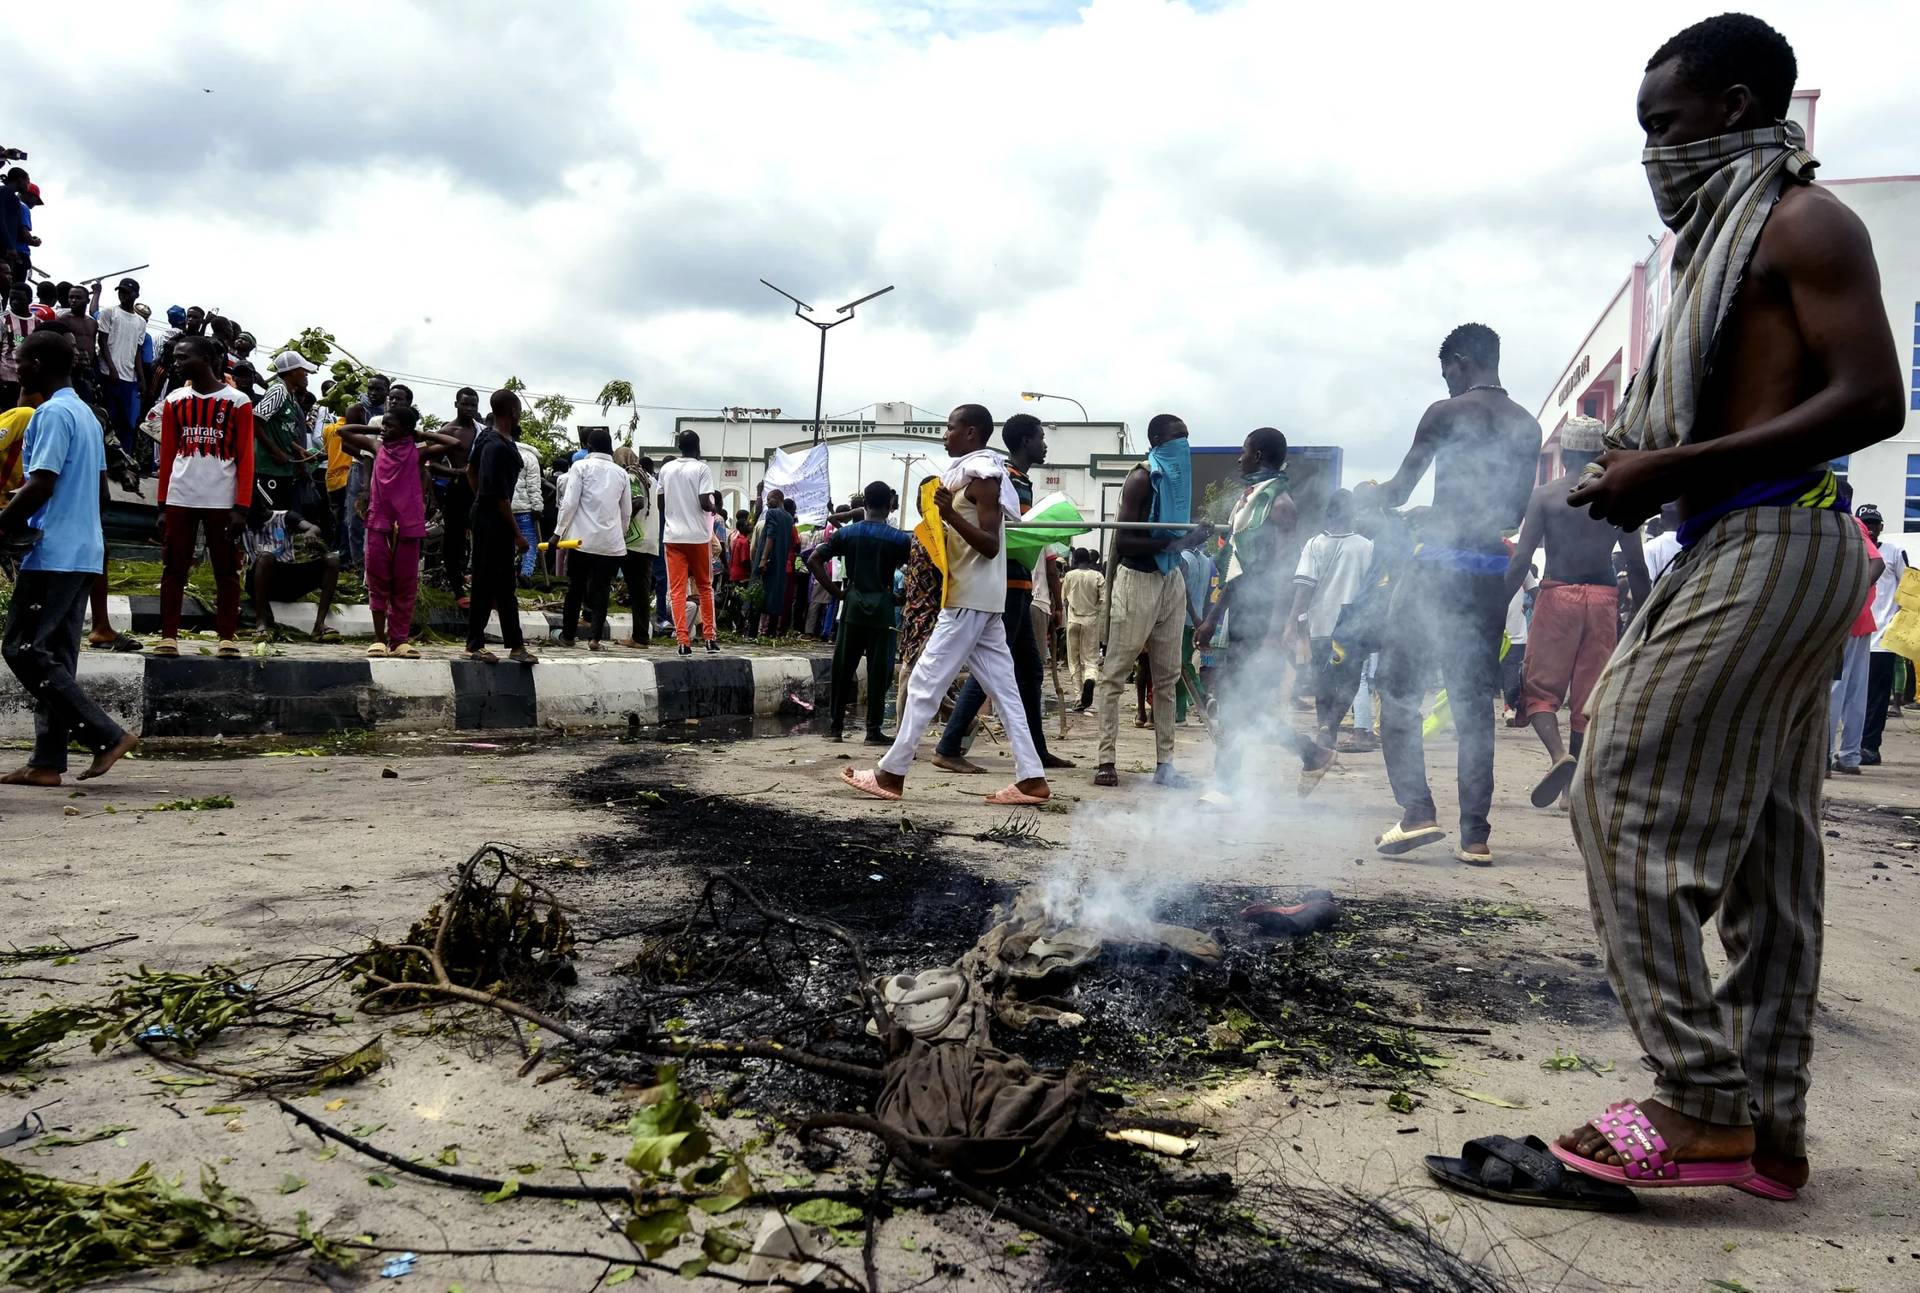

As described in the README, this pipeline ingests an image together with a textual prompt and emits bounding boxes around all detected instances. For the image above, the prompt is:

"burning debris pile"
[1,767,1537,1291]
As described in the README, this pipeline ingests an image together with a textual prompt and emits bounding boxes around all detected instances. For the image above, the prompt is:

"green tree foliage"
[597,380,638,439]
[503,377,575,468]
[281,327,376,417]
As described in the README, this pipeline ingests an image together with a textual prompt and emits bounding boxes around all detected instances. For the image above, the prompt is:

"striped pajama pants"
[1570,507,1869,1156]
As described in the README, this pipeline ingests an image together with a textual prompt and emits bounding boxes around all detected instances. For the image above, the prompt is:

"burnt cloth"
[875,1031,1088,1181]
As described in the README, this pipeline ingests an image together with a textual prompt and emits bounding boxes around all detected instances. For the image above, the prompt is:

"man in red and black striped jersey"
[152,334,252,658]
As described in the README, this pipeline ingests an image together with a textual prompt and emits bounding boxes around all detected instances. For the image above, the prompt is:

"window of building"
[1579,393,1603,420]
[1906,453,1920,527]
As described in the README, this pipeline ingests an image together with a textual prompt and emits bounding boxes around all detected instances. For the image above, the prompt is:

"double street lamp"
[761,280,895,444]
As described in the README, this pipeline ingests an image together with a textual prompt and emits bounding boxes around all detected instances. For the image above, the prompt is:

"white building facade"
[659,404,1134,528]
[1534,91,1920,548]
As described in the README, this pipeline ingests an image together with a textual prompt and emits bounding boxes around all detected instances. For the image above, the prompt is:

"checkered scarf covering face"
[1607,121,1818,453]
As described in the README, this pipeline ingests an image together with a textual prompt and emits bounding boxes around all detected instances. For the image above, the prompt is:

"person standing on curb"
[151,335,252,659]
[555,427,632,651]
[1061,548,1104,712]
[463,389,537,666]
[0,329,139,785]
[659,430,721,655]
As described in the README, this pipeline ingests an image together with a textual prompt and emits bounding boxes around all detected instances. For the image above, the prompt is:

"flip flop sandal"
[1532,755,1578,809]
[1549,1100,1756,1188]
[1297,752,1336,797]
[1375,822,1446,855]
[87,633,143,653]
[313,628,343,644]
[1732,1172,1799,1201]
[841,765,903,801]
[464,649,500,663]
[985,784,1050,806]
[1239,892,1339,937]
[1425,1135,1640,1212]
[1456,846,1494,867]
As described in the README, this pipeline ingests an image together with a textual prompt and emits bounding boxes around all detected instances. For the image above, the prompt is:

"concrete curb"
[0,651,841,740]
[103,595,657,644]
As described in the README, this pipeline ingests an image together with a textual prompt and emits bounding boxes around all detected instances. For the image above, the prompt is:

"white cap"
[272,350,320,375]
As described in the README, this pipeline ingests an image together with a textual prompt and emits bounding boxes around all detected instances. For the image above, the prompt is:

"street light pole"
[761,280,895,444]
[891,451,928,526]
[1020,390,1089,421]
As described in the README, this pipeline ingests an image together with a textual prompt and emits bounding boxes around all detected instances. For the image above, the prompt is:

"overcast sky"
[13,0,1915,480]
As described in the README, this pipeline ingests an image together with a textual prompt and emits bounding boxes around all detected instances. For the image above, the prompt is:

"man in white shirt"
[1278,489,1375,792]
[554,427,632,649]
[1640,505,1684,583]
[1503,563,1538,725]
[95,278,148,463]
[1859,503,1906,766]
[658,429,722,653]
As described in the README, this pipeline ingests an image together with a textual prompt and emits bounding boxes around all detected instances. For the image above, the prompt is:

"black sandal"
[1424,1135,1640,1212]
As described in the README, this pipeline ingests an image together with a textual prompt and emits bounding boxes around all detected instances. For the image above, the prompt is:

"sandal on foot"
[312,627,342,644]
[1456,845,1494,867]
[1425,1135,1639,1212]
[1532,755,1578,809]
[365,643,391,659]
[1732,1171,1799,1201]
[1549,1101,1755,1189]
[1375,822,1446,855]
[390,643,420,660]
[464,649,500,663]
[215,639,242,659]
[149,639,180,657]
[88,632,144,653]
[984,784,1049,806]
[840,765,903,801]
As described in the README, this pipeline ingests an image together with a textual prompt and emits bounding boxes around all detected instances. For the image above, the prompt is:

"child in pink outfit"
[340,406,452,655]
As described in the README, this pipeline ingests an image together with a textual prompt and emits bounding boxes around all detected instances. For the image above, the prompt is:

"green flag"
[1006,492,1090,569]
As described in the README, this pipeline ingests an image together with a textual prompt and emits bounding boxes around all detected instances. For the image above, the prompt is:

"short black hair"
[455,386,477,401]
[1147,413,1186,441]
[387,405,422,432]
[863,480,893,511]
[639,455,656,473]
[388,383,413,401]
[583,426,614,454]
[1647,13,1796,120]
[951,404,993,440]
[783,498,797,514]
[677,430,701,457]
[180,333,222,365]
[1326,488,1354,524]
[19,328,76,379]
[1439,323,1499,367]
[1247,426,1287,466]
[1003,412,1043,454]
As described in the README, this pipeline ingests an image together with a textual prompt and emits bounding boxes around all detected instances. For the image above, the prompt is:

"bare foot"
[1092,764,1118,787]
[77,732,139,781]
[1041,753,1076,770]
[1,765,62,787]
[1556,1098,1754,1168]
[932,752,985,775]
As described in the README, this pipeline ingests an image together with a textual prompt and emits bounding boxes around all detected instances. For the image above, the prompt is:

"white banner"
[763,444,832,525]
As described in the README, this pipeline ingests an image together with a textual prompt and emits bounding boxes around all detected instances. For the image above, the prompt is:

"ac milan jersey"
[158,385,255,510]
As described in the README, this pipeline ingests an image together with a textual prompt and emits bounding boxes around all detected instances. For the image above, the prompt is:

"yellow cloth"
[914,477,951,608]
[0,405,32,504]
[322,419,352,492]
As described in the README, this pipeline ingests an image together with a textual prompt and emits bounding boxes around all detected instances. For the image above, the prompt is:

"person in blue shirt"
[807,480,911,743]
[0,328,138,785]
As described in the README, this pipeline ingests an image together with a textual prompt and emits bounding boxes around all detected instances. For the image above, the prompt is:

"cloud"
[8,0,1910,488]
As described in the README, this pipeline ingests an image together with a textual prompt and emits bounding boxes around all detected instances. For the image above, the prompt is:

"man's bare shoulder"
[1757,182,1875,272]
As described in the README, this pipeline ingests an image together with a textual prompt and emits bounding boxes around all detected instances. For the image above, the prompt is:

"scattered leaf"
[321,1098,348,1113]
[788,1199,863,1228]
[481,1178,520,1204]
[436,1145,460,1166]
[365,1172,395,1189]
[278,1174,307,1194]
